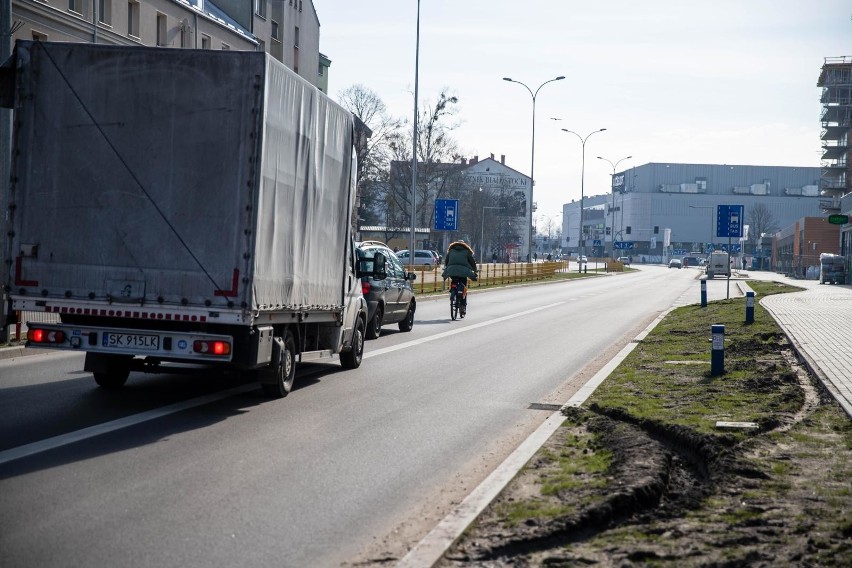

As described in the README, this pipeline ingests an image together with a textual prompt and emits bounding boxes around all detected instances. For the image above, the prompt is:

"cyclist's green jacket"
[442,241,478,280]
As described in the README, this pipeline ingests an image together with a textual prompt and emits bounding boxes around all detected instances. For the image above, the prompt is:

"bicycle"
[449,277,467,320]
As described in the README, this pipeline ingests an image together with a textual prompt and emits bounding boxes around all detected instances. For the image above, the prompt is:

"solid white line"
[0,384,256,466]
[364,302,565,359]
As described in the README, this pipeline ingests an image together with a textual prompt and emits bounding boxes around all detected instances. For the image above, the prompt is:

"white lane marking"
[364,301,565,359]
[0,302,565,465]
[0,384,256,466]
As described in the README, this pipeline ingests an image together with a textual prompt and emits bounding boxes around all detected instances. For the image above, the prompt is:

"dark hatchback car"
[356,241,417,339]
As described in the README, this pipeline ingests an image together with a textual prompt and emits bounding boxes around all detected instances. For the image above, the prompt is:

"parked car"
[669,258,683,269]
[682,256,702,268]
[396,249,437,268]
[429,250,443,267]
[617,256,631,266]
[577,255,588,264]
[356,241,417,339]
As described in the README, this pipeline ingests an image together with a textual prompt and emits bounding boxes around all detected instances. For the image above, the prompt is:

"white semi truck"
[1,41,377,398]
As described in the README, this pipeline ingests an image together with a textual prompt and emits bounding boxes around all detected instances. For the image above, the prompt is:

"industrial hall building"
[561,162,822,261]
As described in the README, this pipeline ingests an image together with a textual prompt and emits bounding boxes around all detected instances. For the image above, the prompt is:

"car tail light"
[28,328,65,344]
[362,281,371,295]
[193,340,231,356]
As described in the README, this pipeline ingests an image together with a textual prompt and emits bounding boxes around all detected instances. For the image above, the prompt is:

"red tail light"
[193,340,231,356]
[28,328,65,344]
[362,281,371,295]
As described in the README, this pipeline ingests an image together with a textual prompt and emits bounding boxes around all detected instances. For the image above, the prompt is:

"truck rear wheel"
[340,318,364,369]
[261,331,296,398]
[93,370,130,388]
[86,353,132,389]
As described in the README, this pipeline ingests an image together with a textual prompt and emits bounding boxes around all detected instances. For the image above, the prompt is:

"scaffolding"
[818,56,852,212]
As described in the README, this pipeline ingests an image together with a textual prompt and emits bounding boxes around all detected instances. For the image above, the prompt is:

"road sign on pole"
[434,199,459,231]
[716,205,744,238]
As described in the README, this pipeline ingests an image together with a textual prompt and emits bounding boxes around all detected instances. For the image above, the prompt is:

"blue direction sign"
[614,241,634,250]
[434,199,459,231]
[717,205,744,238]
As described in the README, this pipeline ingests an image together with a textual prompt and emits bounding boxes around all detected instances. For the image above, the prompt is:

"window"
[127,1,140,38]
[271,20,280,41]
[32,30,48,41]
[255,0,266,19]
[626,226,631,235]
[695,178,707,191]
[654,226,659,234]
[293,26,299,73]
[68,0,82,14]
[156,13,167,46]
[98,0,111,25]
[201,34,211,49]
[221,43,231,50]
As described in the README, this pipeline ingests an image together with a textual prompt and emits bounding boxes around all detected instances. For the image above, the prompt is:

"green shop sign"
[828,214,849,225]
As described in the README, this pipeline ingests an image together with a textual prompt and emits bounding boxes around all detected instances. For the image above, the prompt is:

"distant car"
[617,256,631,266]
[669,258,683,269]
[682,256,702,268]
[356,241,417,339]
[429,250,442,267]
[396,249,436,268]
[577,255,588,264]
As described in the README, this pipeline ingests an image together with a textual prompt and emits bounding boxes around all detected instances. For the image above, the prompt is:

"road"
[0,265,724,567]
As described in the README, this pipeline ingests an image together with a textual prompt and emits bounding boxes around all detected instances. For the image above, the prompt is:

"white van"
[396,249,437,268]
[705,251,730,279]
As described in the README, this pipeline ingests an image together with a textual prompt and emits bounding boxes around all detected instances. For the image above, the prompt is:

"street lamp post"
[558,127,606,262]
[597,155,631,258]
[502,75,565,262]
[480,206,505,264]
[409,0,421,263]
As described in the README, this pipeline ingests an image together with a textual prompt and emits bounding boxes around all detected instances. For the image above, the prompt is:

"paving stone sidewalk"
[758,274,852,419]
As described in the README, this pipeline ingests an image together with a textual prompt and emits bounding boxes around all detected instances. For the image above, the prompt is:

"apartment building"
[6,0,324,88]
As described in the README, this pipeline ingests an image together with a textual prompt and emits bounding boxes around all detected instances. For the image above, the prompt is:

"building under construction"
[817,56,852,268]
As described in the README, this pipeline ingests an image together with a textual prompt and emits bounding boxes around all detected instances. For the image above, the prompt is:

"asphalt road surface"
[0,265,726,567]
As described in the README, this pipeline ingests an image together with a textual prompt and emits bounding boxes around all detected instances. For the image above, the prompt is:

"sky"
[316,0,850,224]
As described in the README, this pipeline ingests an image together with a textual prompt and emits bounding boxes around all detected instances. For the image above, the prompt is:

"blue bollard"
[700,278,707,308]
[745,291,754,323]
[711,324,725,375]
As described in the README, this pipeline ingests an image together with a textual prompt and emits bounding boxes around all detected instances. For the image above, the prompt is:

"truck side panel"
[252,57,355,311]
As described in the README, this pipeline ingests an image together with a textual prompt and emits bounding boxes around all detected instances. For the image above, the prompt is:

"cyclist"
[442,240,478,314]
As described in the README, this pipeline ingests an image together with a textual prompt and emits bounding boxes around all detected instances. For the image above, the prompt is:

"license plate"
[102,332,160,351]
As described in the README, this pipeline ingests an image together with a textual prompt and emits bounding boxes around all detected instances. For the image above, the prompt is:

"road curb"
[0,345,32,361]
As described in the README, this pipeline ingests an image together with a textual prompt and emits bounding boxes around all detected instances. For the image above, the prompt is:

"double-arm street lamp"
[502,75,565,262]
[557,126,606,260]
[597,155,632,258]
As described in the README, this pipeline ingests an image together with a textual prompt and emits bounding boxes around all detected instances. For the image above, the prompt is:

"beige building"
[7,0,326,89]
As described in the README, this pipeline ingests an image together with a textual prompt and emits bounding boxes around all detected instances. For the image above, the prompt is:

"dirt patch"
[440,351,852,567]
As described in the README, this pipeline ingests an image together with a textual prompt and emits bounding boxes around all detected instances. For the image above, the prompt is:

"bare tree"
[747,204,779,246]
[337,85,405,226]
[386,91,462,238]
